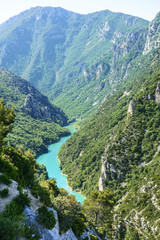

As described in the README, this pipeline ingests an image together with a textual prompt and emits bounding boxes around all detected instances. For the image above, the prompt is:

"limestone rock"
[143,12,160,55]
[21,89,68,126]
[23,206,77,240]
[99,159,107,191]
[80,227,105,240]
[0,179,19,212]
[155,82,160,103]
[60,229,77,240]
[128,100,136,115]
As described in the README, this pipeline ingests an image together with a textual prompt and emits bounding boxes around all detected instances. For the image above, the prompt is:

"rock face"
[0,177,19,212]
[23,206,103,240]
[0,67,68,126]
[20,80,68,126]
[127,100,136,115]
[23,206,77,240]
[155,81,160,103]
[21,91,68,126]
[99,157,107,191]
[143,12,160,55]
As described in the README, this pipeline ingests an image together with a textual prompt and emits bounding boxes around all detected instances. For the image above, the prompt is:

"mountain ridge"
[0,6,149,118]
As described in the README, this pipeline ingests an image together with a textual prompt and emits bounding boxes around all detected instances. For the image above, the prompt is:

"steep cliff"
[143,12,160,55]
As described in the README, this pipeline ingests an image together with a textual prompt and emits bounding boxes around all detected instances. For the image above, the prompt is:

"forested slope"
[0,67,69,156]
[58,48,160,196]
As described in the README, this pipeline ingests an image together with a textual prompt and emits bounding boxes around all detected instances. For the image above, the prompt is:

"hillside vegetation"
[58,48,160,195]
[0,99,114,240]
[0,67,70,156]
[58,49,160,238]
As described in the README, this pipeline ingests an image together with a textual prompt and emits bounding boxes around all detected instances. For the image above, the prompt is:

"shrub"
[3,192,30,218]
[38,206,56,229]
[0,214,23,240]
[23,224,40,240]
[0,173,12,185]
[90,234,98,240]
[0,188,9,198]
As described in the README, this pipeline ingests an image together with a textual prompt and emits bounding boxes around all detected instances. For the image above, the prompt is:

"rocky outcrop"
[82,62,110,82]
[0,67,68,126]
[23,206,77,240]
[99,157,107,191]
[127,100,136,115]
[24,206,103,240]
[80,227,106,240]
[99,153,118,191]
[0,178,19,212]
[20,82,68,126]
[143,12,160,55]
[155,82,160,103]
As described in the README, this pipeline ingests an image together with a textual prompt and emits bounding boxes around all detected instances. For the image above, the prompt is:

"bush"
[3,192,30,218]
[0,214,23,240]
[23,224,40,240]
[0,173,12,185]
[38,206,56,229]
[0,188,9,198]
[13,192,30,208]
[90,234,98,240]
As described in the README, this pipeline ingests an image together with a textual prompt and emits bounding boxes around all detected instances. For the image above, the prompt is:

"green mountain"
[58,11,160,194]
[0,7,149,118]
[58,48,160,195]
[57,12,160,238]
[58,52,160,239]
[0,67,70,156]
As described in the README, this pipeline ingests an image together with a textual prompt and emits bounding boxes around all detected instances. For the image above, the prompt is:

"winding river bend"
[36,123,85,203]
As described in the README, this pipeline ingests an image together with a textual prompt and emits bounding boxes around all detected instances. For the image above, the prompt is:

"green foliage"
[53,193,85,236]
[23,224,40,240]
[40,179,60,199]
[34,164,48,183]
[0,188,9,198]
[0,70,70,156]
[38,206,56,229]
[31,183,51,206]
[1,146,36,186]
[0,98,15,152]
[3,192,30,218]
[83,190,115,236]
[90,234,98,240]
[124,225,140,240]
[0,173,12,185]
[7,113,70,156]
[0,214,23,240]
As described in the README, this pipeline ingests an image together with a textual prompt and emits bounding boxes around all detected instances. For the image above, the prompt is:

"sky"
[0,0,160,24]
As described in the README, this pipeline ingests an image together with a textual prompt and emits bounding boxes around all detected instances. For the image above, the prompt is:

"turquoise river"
[36,123,85,203]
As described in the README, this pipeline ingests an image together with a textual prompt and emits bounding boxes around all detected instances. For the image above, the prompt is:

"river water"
[36,123,85,203]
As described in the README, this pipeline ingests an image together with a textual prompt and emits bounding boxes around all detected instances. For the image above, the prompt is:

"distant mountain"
[0,67,69,155]
[0,7,149,118]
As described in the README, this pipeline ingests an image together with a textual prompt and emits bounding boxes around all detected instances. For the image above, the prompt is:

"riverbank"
[35,129,71,158]
[36,123,85,203]
[61,171,86,201]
